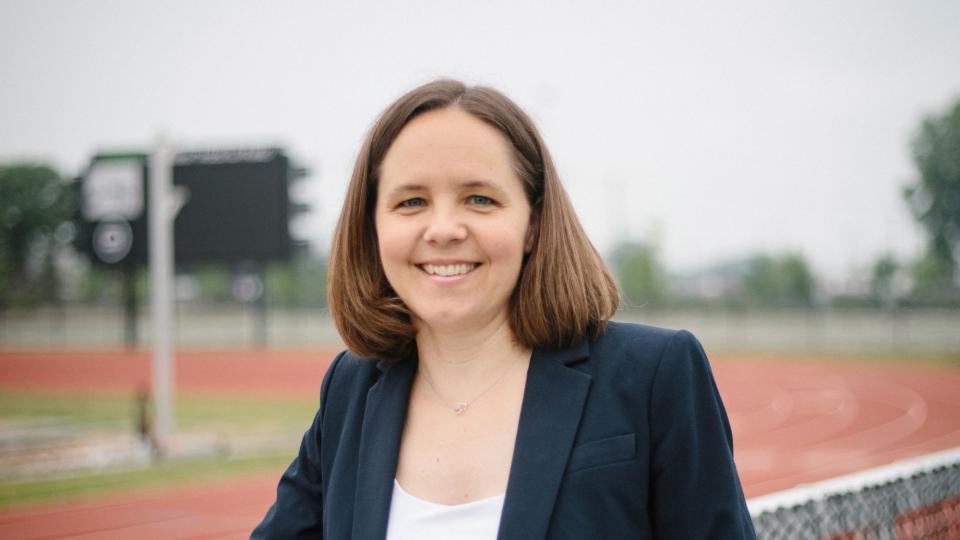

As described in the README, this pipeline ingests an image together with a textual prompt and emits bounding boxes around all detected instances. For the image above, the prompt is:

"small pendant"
[454,403,467,415]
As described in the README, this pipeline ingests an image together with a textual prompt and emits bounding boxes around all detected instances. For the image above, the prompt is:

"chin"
[414,305,492,332]
[417,311,471,330]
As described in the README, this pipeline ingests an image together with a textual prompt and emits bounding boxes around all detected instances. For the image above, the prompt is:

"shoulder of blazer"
[323,350,385,396]
[316,350,388,434]
[596,320,682,347]
[587,320,696,369]
[580,322,718,408]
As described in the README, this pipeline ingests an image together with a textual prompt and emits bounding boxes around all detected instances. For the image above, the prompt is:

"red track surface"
[0,349,332,396]
[1,350,959,539]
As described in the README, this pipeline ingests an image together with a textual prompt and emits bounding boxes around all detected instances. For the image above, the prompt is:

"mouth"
[417,263,479,277]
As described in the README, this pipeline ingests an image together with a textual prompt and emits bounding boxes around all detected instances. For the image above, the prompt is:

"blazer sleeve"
[648,330,756,539]
[251,351,344,539]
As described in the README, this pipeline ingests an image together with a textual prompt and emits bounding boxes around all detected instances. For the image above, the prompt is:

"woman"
[253,80,756,539]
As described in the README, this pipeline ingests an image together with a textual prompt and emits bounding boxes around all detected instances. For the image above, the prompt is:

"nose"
[422,209,468,245]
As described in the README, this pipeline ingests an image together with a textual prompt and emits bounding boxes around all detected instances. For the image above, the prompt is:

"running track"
[1,349,959,539]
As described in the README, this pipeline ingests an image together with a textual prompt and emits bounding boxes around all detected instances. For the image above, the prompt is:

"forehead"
[378,107,519,190]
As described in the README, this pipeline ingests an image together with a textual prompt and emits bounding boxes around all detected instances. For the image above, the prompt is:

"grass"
[0,390,318,509]
[0,452,293,509]
[0,389,319,432]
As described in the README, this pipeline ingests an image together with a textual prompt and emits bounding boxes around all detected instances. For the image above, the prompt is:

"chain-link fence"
[749,448,960,539]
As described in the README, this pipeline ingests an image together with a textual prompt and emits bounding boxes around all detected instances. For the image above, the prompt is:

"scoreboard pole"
[148,134,177,454]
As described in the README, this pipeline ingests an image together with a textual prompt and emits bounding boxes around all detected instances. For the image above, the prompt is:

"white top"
[385,479,506,540]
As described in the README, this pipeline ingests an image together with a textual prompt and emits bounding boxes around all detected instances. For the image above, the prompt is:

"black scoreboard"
[75,147,307,266]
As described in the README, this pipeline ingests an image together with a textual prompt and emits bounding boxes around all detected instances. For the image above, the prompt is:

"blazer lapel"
[351,357,417,540]
[498,340,592,540]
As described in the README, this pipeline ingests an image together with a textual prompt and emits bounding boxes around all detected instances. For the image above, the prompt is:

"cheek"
[481,223,530,266]
[375,219,412,272]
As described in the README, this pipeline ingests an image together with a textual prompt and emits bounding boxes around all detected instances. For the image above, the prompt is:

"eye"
[397,197,426,208]
[467,195,494,206]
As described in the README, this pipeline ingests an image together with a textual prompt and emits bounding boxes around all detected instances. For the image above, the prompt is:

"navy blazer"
[252,322,757,539]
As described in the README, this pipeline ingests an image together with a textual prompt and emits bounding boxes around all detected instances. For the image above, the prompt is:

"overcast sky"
[2,0,959,282]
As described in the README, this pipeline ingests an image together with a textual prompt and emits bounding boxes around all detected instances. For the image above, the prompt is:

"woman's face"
[375,107,533,334]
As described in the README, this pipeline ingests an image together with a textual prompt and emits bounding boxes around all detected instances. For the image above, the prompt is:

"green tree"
[908,250,955,305]
[742,252,815,307]
[904,96,960,292]
[870,253,899,306]
[0,164,75,307]
[609,241,669,308]
[193,264,233,303]
[263,254,327,308]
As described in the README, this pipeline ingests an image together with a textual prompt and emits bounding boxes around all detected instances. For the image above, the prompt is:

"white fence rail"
[1,306,958,353]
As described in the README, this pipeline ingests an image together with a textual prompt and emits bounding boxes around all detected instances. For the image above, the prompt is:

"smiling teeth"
[422,263,477,277]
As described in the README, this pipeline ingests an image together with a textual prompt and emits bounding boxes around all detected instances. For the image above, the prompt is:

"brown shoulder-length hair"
[328,79,619,361]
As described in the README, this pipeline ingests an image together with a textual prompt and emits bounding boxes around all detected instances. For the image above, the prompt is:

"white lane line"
[809,375,927,451]
[747,374,859,445]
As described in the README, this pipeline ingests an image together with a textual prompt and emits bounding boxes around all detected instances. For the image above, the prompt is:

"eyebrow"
[384,179,508,199]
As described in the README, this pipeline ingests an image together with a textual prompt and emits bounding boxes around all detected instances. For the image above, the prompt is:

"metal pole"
[149,135,175,454]
[122,265,138,348]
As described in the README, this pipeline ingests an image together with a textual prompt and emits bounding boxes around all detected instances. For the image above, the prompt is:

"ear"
[524,208,540,254]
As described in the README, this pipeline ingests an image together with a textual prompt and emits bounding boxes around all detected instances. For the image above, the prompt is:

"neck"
[414,315,530,398]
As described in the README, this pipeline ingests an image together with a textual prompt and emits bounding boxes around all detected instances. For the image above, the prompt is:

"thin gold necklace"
[419,356,522,415]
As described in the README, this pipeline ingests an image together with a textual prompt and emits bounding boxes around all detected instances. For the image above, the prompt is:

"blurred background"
[1,0,959,537]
